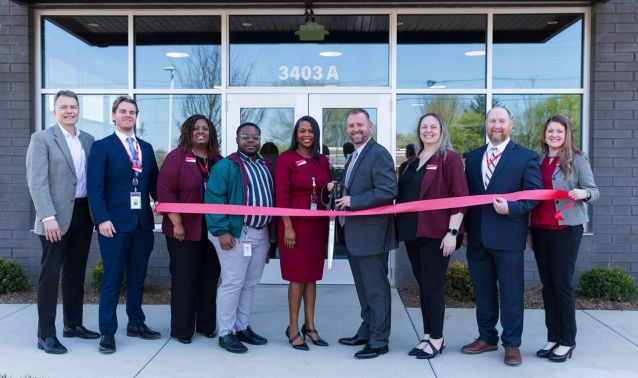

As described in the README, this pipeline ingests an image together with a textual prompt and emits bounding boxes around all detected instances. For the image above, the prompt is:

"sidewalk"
[1,285,637,378]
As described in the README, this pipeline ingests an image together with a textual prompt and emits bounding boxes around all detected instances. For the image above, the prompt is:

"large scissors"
[320,181,341,269]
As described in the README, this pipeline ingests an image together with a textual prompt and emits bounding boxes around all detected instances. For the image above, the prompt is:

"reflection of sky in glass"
[493,94,582,150]
[397,44,485,89]
[136,46,221,89]
[43,94,125,140]
[396,94,486,159]
[43,17,127,89]
[230,44,388,86]
[239,108,294,153]
[494,19,582,89]
[136,95,221,154]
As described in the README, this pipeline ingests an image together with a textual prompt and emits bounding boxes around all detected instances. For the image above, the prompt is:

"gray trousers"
[348,252,391,348]
[209,227,269,337]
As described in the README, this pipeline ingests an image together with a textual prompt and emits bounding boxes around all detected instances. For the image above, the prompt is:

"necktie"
[340,150,358,226]
[484,146,498,189]
[126,137,138,164]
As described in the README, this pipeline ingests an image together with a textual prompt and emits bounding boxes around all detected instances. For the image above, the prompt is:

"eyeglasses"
[238,134,261,141]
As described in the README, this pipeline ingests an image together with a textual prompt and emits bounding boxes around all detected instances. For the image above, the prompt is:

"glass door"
[225,93,393,285]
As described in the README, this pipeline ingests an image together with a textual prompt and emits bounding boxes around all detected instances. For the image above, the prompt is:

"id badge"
[242,240,252,257]
[130,192,142,209]
[310,194,318,211]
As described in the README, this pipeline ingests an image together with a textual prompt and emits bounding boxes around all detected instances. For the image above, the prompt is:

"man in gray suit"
[336,108,398,359]
[26,90,99,354]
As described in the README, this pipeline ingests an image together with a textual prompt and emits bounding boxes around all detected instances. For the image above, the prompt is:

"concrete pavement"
[1,286,637,378]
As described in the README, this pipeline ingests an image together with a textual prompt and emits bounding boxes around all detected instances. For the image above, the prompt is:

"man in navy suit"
[461,107,542,366]
[87,96,160,354]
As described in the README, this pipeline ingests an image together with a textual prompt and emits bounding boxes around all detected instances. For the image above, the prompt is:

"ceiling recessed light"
[166,52,189,58]
[397,22,404,26]
[464,50,485,57]
[410,103,422,107]
[319,51,342,57]
[547,20,559,25]
[87,23,100,28]
[241,22,253,27]
[429,85,447,89]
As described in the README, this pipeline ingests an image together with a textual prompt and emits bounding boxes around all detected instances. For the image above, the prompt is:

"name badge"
[242,240,252,257]
[310,194,318,211]
[426,164,438,170]
[295,159,307,166]
[130,192,142,209]
[185,157,196,163]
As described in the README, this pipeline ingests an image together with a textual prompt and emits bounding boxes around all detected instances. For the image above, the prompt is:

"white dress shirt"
[58,123,87,198]
[481,137,510,181]
[115,129,143,166]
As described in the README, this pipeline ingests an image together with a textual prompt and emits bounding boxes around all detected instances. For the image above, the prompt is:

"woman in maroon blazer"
[157,114,222,344]
[396,112,469,360]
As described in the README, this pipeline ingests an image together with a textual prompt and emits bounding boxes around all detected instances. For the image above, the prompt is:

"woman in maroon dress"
[276,116,331,351]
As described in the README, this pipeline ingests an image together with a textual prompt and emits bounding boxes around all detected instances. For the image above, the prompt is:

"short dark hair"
[287,116,321,159]
[111,96,139,115]
[346,108,371,123]
[54,90,79,106]
[236,122,261,136]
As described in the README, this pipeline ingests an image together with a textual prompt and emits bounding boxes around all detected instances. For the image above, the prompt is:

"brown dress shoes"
[461,340,498,354]
[504,346,522,366]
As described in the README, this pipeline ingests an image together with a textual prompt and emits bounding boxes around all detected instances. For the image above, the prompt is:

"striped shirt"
[239,152,274,228]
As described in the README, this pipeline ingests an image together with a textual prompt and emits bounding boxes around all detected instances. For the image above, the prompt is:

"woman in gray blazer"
[530,115,599,363]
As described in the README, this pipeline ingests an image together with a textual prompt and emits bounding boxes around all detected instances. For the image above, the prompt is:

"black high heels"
[549,345,575,362]
[408,339,428,356]
[286,326,309,351]
[301,324,329,346]
[536,342,559,358]
[416,339,445,359]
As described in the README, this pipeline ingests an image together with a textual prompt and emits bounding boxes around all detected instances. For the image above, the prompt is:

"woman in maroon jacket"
[396,113,469,360]
[157,114,222,344]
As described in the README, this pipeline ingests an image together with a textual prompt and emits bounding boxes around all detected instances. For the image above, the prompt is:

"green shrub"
[445,261,474,302]
[0,257,28,294]
[90,259,126,294]
[579,266,638,302]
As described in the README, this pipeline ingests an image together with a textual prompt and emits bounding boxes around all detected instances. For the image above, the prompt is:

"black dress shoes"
[37,336,67,354]
[176,337,192,344]
[63,325,100,339]
[354,345,389,359]
[126,324,161,340]
[197,331,217,338]
[236,326,267,345]
[219,333,248,353]
[338,335,369,346]
[99,334,116,354]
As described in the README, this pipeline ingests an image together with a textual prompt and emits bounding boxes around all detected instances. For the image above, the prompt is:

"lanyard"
[192,150,209,176]
[120,137,142,168]
[312,176,316,196]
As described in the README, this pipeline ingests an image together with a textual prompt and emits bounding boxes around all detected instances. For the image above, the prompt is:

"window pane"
[42,16,127,88]
[135,16,222,89]
[397,15,486,89]
[396,94,486,163]
[135,94,222,167]
[42,94,125,140]
[229,15,389,86]
[239,107,295,155]
[492,94,582,151]
[493,14,583,89]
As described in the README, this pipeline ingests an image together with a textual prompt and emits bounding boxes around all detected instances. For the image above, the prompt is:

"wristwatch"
[447,228,458,236]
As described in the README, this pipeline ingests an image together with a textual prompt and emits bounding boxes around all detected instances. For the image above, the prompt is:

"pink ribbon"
[156,189,574,219]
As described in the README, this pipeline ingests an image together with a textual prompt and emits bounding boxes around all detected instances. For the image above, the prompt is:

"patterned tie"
[126,137,138,163]
[340,150,358,226]
[484,146,498,189]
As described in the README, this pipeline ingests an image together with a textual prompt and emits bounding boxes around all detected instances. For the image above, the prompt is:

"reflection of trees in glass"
[495,95,581,152]
[397,95,486,157]
[240,108,293,153]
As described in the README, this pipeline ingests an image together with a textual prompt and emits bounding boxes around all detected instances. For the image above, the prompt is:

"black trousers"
[37,199,93,339]
[166,225,221,339]
[405,238,450,339]
[531,225,583,347]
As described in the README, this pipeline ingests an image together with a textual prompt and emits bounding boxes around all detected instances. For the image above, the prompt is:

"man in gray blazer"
[26,90,99,354]
[336,108,398,359]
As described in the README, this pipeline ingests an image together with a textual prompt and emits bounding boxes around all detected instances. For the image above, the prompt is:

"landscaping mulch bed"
[398,285,638,310]
[3,284,638,310]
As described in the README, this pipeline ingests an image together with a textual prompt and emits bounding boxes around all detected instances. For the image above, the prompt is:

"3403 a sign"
[278,65,339,81]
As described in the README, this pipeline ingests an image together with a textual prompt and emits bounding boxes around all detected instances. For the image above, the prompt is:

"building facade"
[1,0,636,287]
